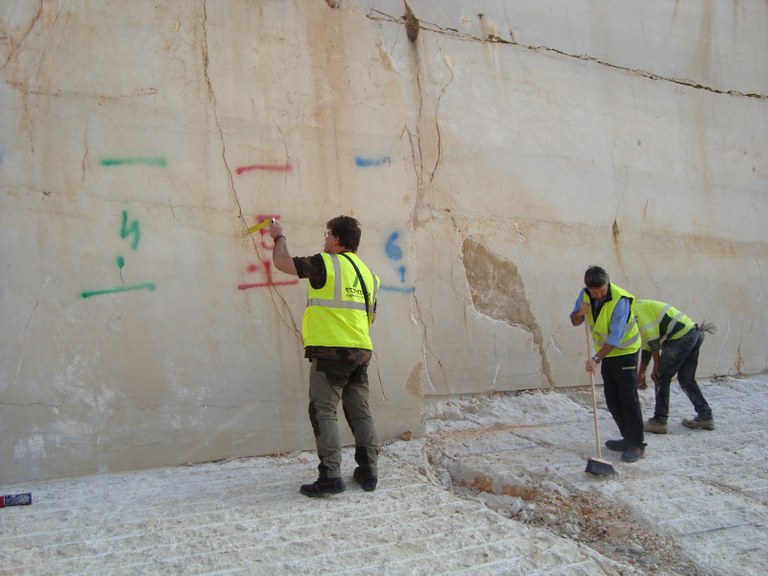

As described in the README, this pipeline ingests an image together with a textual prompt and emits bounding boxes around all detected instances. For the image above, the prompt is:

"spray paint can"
[0,493,32,507]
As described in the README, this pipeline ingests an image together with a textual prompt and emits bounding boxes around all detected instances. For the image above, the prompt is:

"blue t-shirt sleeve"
[571,289,586,317]
[606,297,630,346]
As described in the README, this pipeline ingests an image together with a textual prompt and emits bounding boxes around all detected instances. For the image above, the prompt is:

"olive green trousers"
[308,357,379,479]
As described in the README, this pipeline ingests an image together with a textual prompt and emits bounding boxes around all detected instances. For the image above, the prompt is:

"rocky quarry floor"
[419,376,768,575]
[1,375,766,575]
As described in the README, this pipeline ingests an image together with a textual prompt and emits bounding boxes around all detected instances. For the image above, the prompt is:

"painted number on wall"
[239,213,299,290]
[381,231,414,294]
[81,210,156,299]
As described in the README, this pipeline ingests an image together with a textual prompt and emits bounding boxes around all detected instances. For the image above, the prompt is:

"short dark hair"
[584,266,610,288]
[327,215,362,252]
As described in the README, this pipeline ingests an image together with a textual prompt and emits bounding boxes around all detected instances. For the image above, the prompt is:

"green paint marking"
[116,256,125,268]
[100,157,167,168]
[120,210,141,249]
[81,283,156,299]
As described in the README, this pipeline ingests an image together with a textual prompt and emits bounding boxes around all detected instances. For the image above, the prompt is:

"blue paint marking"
[385,232,403,260]
[355,156,391,168]
[380,284,415,294]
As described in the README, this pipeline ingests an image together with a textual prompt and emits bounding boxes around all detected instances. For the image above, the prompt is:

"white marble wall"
[1,0,766,481]
[362,0,768,392]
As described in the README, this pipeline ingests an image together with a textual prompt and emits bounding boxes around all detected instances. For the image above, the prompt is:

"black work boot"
[353,467,378,492]
[605,439,630,452]
[299,477,346,498]
[621,444,648,463]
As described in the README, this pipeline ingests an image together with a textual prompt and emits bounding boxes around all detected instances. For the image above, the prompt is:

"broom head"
[585,457,616,476]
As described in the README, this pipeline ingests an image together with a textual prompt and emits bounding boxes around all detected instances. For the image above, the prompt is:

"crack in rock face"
[462,238,552,385]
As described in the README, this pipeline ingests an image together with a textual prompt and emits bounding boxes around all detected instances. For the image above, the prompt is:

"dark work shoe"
[353,467,378,492]
[621,445,647,463]
[682,416,715,431]
[643,417,668,434]
[605,439,630,452]
[299,477,346,498]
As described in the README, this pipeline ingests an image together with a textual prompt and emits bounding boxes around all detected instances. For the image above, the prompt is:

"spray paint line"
[100,157,167,168]
[355,156,391,168]
[238,280,299,290]
[236,163,292,175]
[238,260,298,290]
[380,284,415,294]
[81,283,156,299]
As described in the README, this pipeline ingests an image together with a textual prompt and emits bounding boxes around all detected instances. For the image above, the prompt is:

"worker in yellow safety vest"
[635,299,715,434]
[570,266,647,463]
[270,215,380,497]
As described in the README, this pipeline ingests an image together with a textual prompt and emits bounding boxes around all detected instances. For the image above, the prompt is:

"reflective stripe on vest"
[303,253,378,349]
[636,300,693,346]
[591,317,640,350]
[306,254,372,313]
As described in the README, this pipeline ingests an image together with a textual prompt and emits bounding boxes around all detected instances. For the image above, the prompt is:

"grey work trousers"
[308,358,379,479]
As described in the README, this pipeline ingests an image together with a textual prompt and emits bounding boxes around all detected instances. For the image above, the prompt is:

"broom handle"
[585,322,603,458]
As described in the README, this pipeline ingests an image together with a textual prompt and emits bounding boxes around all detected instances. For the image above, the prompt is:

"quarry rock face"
[1,1,766,482]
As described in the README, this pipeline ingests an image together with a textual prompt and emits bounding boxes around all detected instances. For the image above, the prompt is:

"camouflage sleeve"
[293,254,326,290]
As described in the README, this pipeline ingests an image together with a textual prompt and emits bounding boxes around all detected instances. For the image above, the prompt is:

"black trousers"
[653,327,712,422]
[601,351,645,446]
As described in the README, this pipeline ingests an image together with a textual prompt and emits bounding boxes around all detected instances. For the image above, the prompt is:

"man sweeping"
[570,266,647,463]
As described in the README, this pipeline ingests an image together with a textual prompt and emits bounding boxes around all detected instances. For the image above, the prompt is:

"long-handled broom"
[584,323,616,476]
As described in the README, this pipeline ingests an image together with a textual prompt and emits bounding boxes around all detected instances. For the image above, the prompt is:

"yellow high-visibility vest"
[583,284,640,357]
[303,252,379,349]
[635,299,694,351]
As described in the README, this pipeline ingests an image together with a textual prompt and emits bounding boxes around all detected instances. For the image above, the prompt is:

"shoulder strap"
[338,252,371,322]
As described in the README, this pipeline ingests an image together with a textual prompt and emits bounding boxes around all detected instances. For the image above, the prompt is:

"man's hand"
[571,302,590,326]
[268,219,283,239]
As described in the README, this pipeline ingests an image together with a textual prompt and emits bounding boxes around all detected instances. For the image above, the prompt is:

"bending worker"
[636,299,715,433]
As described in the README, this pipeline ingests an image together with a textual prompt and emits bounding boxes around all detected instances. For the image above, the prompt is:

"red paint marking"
[238,260,299,291]
[252,214,281,250]
[236,163,292,175]
[238,280,299,290]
